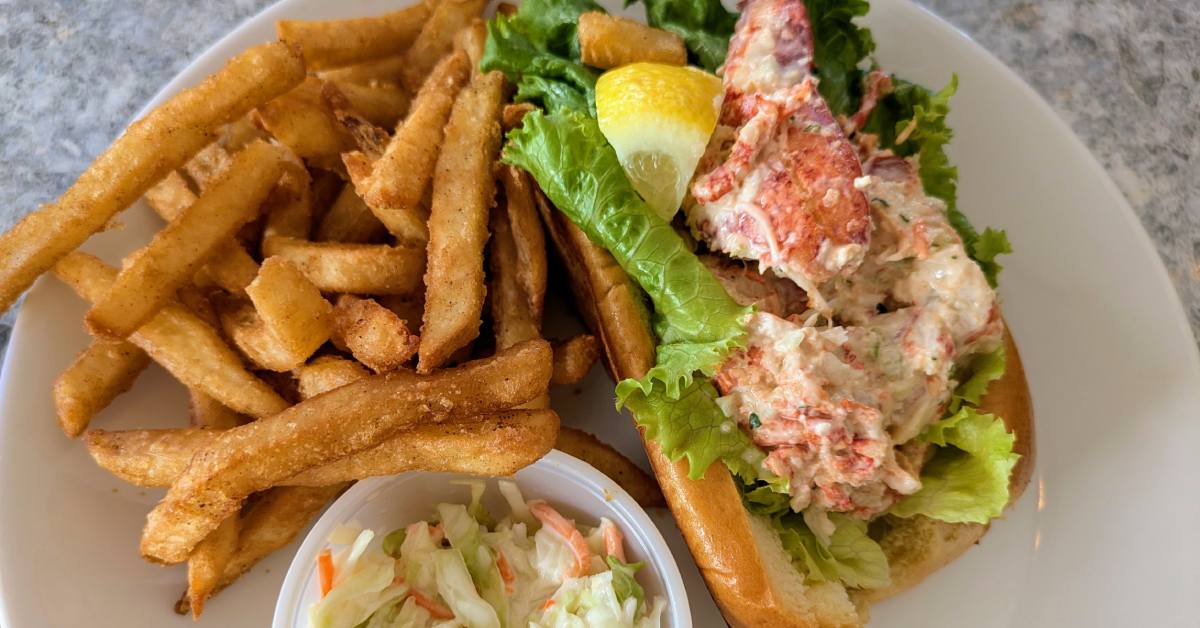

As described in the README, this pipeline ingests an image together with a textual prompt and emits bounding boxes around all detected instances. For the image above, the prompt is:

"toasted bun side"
[538,197,1035,626]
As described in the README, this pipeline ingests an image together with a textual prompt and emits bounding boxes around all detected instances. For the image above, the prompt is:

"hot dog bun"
[538,194,1036,626]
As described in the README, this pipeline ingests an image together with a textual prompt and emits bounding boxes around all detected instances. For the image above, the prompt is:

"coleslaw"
[308,480,667,628]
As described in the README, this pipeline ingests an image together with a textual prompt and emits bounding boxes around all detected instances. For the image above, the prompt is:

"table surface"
[1,0,1197,360]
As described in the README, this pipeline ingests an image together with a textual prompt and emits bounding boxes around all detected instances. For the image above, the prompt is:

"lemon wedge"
[596,63,724,220]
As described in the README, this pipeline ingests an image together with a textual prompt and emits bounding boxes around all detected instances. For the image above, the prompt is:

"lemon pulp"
[595,62,724,220]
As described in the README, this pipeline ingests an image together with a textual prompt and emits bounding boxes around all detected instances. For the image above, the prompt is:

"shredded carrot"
[317,549,335,598]
[496,550,516,594]
[602,520,626,563]
[411,590,455,619]
[541,598,556,611]
[529,500,591,577]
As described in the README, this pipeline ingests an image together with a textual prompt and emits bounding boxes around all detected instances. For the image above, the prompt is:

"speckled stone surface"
[0,0,1197,359]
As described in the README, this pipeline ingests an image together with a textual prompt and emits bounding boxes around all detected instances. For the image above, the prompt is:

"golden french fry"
[252,77,354,171]
[400,0,487,90]
[343,50,471,244]
[0,42,305,316]
[53,338,151,437]
[454,19,488,73]
[85,141,288,338]
[174,483,349,616]
[551,334,600,385]
[189,390,246,430]
[87,409,559,489]
[376,293,425,331]
[260,157,315,253]
[246,258,332,364]
[502,166,547,321]
[554,427,665,508]
[175,285,221,327]
[186,513,241,618]
[277,3,431,70]
[139,339,551,563]
[320,55,407,85]
[328,79,410,129]
[490,205,540,352]
[264,237,425,295]
[294,355,371,400]
[501,102,535,131]
[219,114,269,151]
[578,12,687,68]
[330,295,419,373]
[143,164,262,295]
[417,71,505,372]
[183,143,235,189]
[216,298,301,373]
[315,185,386,243]
[54,253,289,419]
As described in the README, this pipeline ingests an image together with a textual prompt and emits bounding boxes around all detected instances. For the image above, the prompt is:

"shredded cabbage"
[309,481,666,628]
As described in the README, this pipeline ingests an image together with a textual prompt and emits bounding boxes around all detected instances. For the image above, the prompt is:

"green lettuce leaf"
[481,14,597,114]
[951,344,1006,410]
[622,379,760,480]
[510,0,601,59]
[634,0,738,72]
[804,0,875,116]
[744,485,890,589]
[503,110,750,400]
[890,407,1020,524]
[605,556,647,609]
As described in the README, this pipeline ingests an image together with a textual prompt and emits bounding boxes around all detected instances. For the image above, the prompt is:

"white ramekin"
[272,449,691,627]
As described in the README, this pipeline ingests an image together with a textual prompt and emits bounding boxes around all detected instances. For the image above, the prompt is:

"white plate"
[1,0,1197,626]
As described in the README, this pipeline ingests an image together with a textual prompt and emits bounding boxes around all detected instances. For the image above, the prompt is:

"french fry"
[343,50,471,244]
[277,3,432,70]
[578,12,687,68]
[554,427,665,508]
[173,484,349,616]
[175,285,221,327]
[454,19,488,73]
[328,79,410,129]
[294,355,371,400]
[330,295,419,372]
[183,142,235,189]
[53,338,151,437]
[490,206,540,353]
[144,165,262,295]
[85,141,288,338]
[86,409,559,489]
[0,42,305,316]
[551,334,600,385]
[315,184,386,243]
[376,293,425,328]
[219,114,269,151]
[54,253,289,419]
[217,298,295,372]
[501,166,547,321]
[245,258,333,366]
[400,0,488,90]
[139,339,551,563]
[320,55,406,85]
[186,513,241,618]
[189,390,245,430]
[264,237,425,295]
[252,77,354,171]
[501,102,535,131]
[261,157,315,252]
[418,70,505,372]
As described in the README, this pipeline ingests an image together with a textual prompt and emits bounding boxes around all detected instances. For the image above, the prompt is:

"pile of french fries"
[0,0,668,617]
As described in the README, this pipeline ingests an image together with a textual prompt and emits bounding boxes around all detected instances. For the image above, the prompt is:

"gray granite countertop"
[0,0,1197,360]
